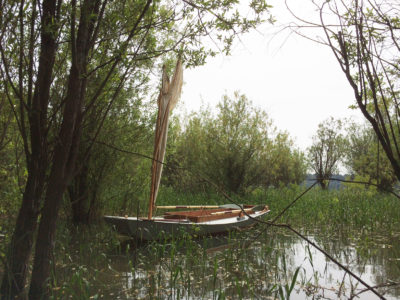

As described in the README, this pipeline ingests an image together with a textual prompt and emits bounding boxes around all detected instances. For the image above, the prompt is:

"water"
[81,226,400,299]
[264,229,400,299]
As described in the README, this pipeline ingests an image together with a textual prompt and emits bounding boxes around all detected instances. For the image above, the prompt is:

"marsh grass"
[248,186,400,233]
[1,186,400,299]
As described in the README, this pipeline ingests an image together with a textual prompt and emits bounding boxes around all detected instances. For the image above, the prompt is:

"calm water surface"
[90,226,400,299]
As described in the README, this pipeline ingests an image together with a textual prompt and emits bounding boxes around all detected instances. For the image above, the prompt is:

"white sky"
[178,0,364,150]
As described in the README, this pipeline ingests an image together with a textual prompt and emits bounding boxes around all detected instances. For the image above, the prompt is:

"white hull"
[104,209,269,241]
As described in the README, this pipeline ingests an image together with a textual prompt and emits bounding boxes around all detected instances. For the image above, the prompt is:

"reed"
[2,186,399,299]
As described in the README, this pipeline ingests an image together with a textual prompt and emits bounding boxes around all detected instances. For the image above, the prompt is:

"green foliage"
[310,0,400,182]
[344,121,397,192]
[267,132,307,187]
[164,92,306,195]
[0,0,274,296]
[0,92,24,216]
[307,117,346,189]
[0,0,273,221]
[66,78,155,221]
[40,0,272,222]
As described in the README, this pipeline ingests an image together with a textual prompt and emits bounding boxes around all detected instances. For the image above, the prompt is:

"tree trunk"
[28,0,98,295]
[28,81,84,298]
[28,168,69,299]
[1,0,57,297]
[28,65,84,300]
[317,176,327,190]
[0,172,43,299]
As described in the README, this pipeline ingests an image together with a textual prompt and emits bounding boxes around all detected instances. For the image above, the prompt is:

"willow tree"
[345,121,397,191]
[287,0,400,183]
[165,92,307,193]
[307,118,346,189]
[0,0,272,298]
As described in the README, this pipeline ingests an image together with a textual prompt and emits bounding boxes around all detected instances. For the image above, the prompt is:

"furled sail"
[148,60,183,219]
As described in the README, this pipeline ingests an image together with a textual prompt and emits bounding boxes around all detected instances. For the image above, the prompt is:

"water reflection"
[55,226,400,299]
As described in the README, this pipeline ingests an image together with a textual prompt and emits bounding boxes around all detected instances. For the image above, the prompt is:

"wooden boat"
[104,204,269,241]
[104,59,270,240]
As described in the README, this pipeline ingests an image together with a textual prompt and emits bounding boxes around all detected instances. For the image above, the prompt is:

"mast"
[148,59,183,219]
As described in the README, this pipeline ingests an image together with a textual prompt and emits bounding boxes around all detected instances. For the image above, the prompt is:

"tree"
[0,1,272,298]
[206,92,272,193]
[287,0,400,184]
[307,117,346,189]
[344,121,397,191]
[66,64,155,224]
[165,92,306,194]
[268,132,307,186]
[67,93,154,224]
[169,92,273,194]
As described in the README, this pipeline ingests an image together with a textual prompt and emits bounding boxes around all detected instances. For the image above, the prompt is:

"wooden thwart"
[210,208,253,216]
[162,205,268,223]
[156,205,220,209]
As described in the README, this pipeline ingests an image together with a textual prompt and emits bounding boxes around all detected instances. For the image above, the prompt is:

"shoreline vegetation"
[1,186,400,299]
[1,1,400,298]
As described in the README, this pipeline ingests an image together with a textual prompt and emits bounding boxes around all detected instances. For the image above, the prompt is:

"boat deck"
[162,205,264,223]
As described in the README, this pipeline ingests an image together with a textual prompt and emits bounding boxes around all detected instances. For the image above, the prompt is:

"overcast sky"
[177,0,364,150]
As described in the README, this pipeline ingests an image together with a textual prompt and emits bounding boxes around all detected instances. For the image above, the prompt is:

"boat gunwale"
[104,207,270,226]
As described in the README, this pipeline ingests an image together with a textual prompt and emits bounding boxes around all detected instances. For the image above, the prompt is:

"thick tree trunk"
[319,181,327,189]
[0,173,43,299]
[28,87,84,298]
[28,1,97,295]
[317,175,327,190]
[28,170,69,299]
[28,68,83,300]
[1,0,57,297]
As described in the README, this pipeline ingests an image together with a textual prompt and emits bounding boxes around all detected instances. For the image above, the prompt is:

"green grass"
[1,186,400,299]
[155,185,400,234]
[261,186,400,233]
[102,183,400,236]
